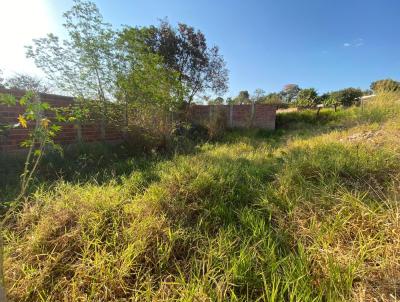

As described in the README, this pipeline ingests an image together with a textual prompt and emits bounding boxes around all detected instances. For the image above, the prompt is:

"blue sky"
[1,0,399,97]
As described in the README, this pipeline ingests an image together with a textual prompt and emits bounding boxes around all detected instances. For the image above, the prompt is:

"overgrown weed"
[3,93,400,301]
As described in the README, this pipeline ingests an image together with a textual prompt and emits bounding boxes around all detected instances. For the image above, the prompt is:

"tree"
[123,20,229,105]
[26,0,118,138]
[252,88,265,103]
[208,96,224,105]
[370,79,400,93]
[330,88,363,107]
[317,93,329,104]
[115,25,186,140]
[234,90,251,104]
[3,73,53,93]
[117,52,183,109]
[280,84,300,103]
[262,92,283,105]
[226,97,234,105]
[323,93,340,111]
[295,88,318,108]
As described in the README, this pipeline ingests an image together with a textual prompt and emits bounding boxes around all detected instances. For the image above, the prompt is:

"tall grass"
[2,93,400,301]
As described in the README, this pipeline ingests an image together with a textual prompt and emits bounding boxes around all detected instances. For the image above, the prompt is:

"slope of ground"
[3,93,400,301]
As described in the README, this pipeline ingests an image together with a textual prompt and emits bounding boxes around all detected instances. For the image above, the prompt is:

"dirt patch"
[340,130,386,143]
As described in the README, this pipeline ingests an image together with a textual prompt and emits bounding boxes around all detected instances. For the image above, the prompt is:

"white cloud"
[0,0,57,77]
[343,38,364,48]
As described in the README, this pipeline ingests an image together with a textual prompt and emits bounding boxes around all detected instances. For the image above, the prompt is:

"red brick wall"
[0,88,123,152]
[189,104,276,130]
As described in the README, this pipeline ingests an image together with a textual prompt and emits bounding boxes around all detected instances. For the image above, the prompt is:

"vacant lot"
[2,93,400,301]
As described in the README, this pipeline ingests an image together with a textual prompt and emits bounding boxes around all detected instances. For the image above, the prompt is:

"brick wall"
[0,88,277,153]
[189,103,276,130]
[0,88,123,152]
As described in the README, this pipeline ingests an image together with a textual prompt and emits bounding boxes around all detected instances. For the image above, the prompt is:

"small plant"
[0,91,64,296]
[0,91,62,199]
[205,107,227,139]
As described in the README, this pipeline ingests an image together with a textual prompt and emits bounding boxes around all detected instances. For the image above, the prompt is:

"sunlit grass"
[3,92,400,301]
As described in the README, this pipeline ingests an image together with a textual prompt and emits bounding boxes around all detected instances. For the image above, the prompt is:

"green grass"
[2,93,400,301]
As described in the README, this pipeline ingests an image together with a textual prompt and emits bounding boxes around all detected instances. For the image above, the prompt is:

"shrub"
[370,78,400,93]
[204,107,227,140]
[330,88,363,107]
[295,88,318,109]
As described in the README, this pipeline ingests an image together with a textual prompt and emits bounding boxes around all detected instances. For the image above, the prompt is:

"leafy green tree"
[317,93,329,104]
[122,20,229,105]
[323,93,340,111]
[330,88,363,107]
[295,88,318,108]
[370,79,400,93]
[26,0,118,138]
[116,26,185,139]
[226,97,234,105]
[234,90,251,104]
[280,84,301,103]
[116,51,183,112]
[252,88,265,103]
[261,92,283,105]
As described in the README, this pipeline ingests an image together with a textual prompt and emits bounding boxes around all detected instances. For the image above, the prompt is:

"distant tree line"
[205,78,400,110]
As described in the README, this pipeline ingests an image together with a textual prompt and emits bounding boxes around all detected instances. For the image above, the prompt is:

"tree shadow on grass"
[0,142,177,204]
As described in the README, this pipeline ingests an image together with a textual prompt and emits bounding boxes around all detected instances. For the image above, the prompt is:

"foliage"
[323,94,340,110]
[116,32,186,145]
[25,0,229,147]
[205,107,227,139]
[295,88,318,108]
[0,92,62,199]
[280,83,301,103]
[208,96,224,105]
[317,92,329,104]
[234,90,251,104]
[118,55,183,112]
[252,88,265,103]
[226,97,234,105]
[260,92,286,108]
[329,88,363,107]
[122,20,229,105]
[26,0,118,133]
[3,73,53,93]
[370,78,400,93]
[116,30,184,112]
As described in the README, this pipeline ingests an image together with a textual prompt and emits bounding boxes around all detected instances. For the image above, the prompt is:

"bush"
[330,88,363,107]
[370,78,400,93]
[204,107,227,140]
